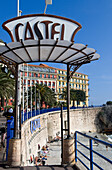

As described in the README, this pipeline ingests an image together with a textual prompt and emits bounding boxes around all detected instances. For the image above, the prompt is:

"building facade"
[21,63,89,107]
[57,68,89,106]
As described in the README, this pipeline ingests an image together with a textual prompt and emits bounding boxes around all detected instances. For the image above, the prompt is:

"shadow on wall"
[95,106,112,133]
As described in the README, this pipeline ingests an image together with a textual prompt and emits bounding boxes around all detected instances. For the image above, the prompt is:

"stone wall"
[70,107,102,132]
[21,107,101,165]
[21,113,49,166]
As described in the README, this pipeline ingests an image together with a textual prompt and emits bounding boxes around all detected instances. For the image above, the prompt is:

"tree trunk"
[40,100,43,109]
[73,100,75,107]
[77,100,78,107]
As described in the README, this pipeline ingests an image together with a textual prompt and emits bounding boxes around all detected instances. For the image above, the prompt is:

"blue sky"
[0,0,112,105]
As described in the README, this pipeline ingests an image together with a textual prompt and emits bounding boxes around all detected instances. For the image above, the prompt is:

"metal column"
[14,64,19,138]
[61,105,63,164]
[67,63,70,138]
[14,64,21,138]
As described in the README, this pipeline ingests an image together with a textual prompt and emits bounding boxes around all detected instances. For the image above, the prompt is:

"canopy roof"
[0,39,100,66]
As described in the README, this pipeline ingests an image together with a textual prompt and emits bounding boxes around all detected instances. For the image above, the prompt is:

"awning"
[0,39,100,66]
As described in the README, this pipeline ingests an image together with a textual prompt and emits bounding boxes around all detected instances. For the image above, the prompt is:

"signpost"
[17,0,19,17]
[2,14,81,42]
[0,11,100,166]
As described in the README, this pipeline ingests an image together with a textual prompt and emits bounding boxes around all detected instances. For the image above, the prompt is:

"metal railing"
[21,105,103,124]
[75,131,112,170]
[21,107,65,124]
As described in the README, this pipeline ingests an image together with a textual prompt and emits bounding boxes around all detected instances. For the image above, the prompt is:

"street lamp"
[35,84,37,115]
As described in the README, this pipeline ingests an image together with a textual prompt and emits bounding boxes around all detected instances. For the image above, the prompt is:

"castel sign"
[30,118,41,134]
[2,14,82,42]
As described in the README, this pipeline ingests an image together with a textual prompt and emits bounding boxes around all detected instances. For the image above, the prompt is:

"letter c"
[15,23,24,41]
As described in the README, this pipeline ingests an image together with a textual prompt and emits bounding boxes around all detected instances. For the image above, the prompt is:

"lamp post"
[35,84,36,115]
[26,64,28,119]
[67,64,70,138]
[30,72,32,117]
[22,64,24,122]
[38,90,40,114]
[17,0,19,17]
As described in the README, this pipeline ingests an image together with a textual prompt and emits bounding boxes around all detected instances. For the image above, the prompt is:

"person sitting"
[42,146,46,151]
[42,156,47,166]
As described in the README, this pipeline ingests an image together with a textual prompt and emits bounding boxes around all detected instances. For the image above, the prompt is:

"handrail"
[75,131,112,170]
[76,131,112,148]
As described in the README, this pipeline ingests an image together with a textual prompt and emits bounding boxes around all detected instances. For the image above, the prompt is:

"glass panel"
[40,39,55,45]
[8,41,22,48]
[24,40,38,46]
[4,51,22,63]
[14,48,30,62]
[57,40,71,47]
[72,43,86,50]
[40,46,53,61]
[0,46,8,53]
[91,53,100,60]
[56,49,77,62]
[83,47,95,55]
[49,47,66,61]
[26,47,39,61]
[64,52,84,63]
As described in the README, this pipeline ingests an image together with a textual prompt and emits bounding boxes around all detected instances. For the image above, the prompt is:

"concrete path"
[46,141,61,165]
[0,138,79,170]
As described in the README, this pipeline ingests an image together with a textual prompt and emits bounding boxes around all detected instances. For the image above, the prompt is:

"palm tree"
[0,65,15,107]
[28,84,56,109]
[61,88,67,100]
[61,88,86,107]
[43,85,56,108]
[70,89,76,107]
[73,90,86,107]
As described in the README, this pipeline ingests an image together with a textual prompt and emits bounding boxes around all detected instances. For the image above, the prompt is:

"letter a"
[25,22,34,40]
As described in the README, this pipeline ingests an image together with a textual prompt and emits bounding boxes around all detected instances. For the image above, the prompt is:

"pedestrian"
[8,107,13,113]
